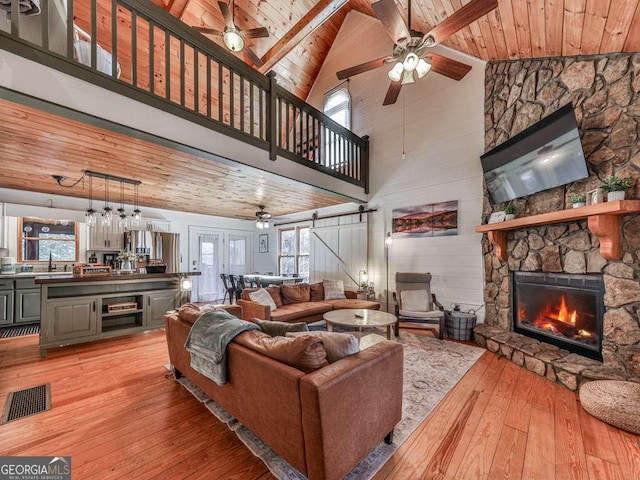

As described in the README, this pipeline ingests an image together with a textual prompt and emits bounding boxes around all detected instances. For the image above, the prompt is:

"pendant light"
[102,178,113,226]
[81,171,141,227]
[131,182,142,227]
[117,180,128,228]
[85,174,97,227]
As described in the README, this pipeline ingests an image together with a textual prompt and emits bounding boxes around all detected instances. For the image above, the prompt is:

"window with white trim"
[323,87,351,170]
[323,87,351,129]
[279,226,310,281]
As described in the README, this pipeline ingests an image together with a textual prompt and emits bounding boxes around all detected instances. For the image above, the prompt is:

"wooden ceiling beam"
[165,0,191,20]
[259,0,350,74]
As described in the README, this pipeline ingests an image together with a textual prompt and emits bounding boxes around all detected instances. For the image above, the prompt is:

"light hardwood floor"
[1,330,638,479]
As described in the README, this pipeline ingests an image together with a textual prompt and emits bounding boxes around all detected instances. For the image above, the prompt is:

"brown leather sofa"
[237,282,381,324]
[164,305,403,480]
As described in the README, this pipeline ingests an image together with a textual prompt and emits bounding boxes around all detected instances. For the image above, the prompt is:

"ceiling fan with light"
[336,0,498,105]
[192,0,269,67]
[255,205,272,229]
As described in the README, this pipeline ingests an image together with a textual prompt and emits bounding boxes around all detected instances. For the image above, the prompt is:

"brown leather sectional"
[164,305,403,480]
[237,282,381,324]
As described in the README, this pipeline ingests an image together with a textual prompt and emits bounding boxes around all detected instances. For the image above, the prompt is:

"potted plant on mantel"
[601,175,634,201]
[504,204,516,221]
[570,193,587,208]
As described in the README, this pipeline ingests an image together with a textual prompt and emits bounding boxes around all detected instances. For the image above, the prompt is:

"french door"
[189,230,222,302]
[228,234,248,275]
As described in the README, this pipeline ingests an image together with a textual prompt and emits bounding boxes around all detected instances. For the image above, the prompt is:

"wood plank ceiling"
[0,98,346,218]
[163,0,640,102]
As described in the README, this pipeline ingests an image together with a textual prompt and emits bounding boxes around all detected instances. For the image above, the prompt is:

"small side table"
[356,291,376,301]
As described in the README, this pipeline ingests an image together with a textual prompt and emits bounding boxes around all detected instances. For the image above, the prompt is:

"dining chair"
[228,275,239,304]
[235,275,246,301]
[219,274,235,304]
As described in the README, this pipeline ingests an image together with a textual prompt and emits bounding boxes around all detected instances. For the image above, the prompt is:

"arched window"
[323,87,351,129]
[322,86,351,169]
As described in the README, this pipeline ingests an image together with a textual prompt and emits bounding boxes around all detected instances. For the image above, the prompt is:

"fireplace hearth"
[511,272,604,361]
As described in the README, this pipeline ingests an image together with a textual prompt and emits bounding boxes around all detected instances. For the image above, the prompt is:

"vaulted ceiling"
[152,0,640,102]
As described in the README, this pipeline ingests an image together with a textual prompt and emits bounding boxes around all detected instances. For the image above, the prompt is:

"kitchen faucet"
[48,253,56,272]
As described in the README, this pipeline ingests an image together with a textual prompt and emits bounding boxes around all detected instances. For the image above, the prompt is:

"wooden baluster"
[112,0,118,79]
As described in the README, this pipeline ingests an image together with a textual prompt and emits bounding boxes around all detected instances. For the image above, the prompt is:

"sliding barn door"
[309,218,367,290]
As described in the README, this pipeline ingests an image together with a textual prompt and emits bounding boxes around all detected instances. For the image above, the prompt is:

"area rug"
[175,332,484,479]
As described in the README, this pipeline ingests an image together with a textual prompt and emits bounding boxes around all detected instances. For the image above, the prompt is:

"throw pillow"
[280,283,311,304]
[309,282,324,302]
[401,289,432,311]
[287,331,359,363]
[234,330,328,373]
[249,288,278,311]
[251,318,309,337]
[241,287,283,307]
[177,303,203,324]
[323,279,346,300]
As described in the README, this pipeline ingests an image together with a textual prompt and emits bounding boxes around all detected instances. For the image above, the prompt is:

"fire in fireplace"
[511,272,604,361]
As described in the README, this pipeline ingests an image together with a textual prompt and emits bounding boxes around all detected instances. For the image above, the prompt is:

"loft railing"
[0,0,368,190]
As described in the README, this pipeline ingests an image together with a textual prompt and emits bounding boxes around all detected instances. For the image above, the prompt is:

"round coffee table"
[324,309,397,340]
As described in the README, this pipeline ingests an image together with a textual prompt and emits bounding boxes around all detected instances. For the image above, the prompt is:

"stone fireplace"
[512,272,604,361]
[475,52,640,391]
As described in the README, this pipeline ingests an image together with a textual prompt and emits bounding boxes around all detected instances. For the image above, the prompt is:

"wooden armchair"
[392,272,445,338]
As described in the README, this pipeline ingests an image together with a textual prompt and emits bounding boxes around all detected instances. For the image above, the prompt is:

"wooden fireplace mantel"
[476,200,640,261]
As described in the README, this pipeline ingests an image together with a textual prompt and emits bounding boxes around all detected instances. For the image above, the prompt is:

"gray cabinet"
[0,290,14,326]
[45,297,98,343]
[15,277,40,324]
[144,290,179,327]
[15,289,40,324]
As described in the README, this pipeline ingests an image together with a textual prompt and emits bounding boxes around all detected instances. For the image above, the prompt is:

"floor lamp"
[385,232,392,312]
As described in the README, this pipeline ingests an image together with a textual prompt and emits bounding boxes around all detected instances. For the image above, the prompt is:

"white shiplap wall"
[307,11,487,320]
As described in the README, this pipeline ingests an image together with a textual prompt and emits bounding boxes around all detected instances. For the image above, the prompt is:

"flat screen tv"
[481,104,589,204]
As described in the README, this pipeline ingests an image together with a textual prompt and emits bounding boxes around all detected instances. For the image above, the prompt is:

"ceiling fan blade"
[372,0,411,45]
[422,0,498,46]
[336,56,393,80]
[218,1,235,29]
[193,27,223,36]
[383,82,402,106]
[244,48,264,67]
[243,27,270,39]
[425,53,472,81]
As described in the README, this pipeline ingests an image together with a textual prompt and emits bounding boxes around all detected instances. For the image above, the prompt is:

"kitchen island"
[36,273,191,356]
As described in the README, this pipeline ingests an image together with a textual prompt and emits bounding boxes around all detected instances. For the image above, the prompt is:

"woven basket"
[445,312,477,341]
[579,380,640,434]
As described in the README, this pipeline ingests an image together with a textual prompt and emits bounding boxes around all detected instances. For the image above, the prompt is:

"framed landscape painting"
[392,201,458,238]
